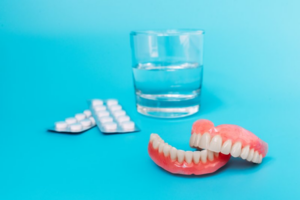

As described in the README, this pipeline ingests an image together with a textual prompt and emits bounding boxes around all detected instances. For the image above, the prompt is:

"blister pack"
[88,99,140,134]
[48,110,96,133]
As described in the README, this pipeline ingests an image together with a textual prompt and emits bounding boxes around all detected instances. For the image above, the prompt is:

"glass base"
[137,104,199,118]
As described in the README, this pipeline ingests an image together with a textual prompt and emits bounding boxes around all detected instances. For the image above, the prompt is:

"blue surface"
[1,0,300,199]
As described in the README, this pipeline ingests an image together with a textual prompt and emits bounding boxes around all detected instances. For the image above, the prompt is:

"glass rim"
[130,29,204,36]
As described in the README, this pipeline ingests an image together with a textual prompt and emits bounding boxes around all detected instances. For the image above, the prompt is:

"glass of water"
[130,29,204,118]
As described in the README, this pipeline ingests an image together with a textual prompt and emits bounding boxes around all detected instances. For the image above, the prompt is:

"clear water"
[133,62,202,118]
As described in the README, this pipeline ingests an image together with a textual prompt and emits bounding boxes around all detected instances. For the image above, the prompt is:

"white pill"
[103,122,117,131]
[99,117,113,124]
[80,119,92,127]
[89,117,96,126]
[106,99,118,107]
[113,110,126,117]
[92,99,103,107]
[75,113,86,121]
[65,117,77,125]
[83,110,92,118]
[117,115,130,124]
[94,105,106,112]
[97,111,109,118]
[121,121,135,130]
[70,123,82,132]
[109,105,122,112]
[55,121,68,130]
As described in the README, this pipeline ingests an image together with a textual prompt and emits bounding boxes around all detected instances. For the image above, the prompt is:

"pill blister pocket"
[88,99,140,134]
[48,110,96,133]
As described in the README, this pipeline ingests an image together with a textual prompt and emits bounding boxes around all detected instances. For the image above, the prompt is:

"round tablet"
[75,113,86,121]
[89,117,96,126]
[92,99,103,107]
[97,111,109,118]
[55,121,68,130]
[83,110,92,118]
[103,122,117,131]
[113,110,126,118]
[106,99,118,107]
[70,123,82,132]
[65,117,77,125]
[80,119,92,127]
[117,115,130,124]
[121,121,135,130]
[94,105,106,112]
[99,117,113,124]
[109,105,122,112]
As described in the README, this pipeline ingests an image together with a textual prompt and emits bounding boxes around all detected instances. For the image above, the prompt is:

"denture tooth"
[177,150,185,163]
[195,134,202,147]
[170,147,177,161]
[185,151,193,164]
[207,150,214,161]
[189,134,197,147]
[231,142,242,157]
[163,145,171,157]
[200,150,207,163]
[193,151,201,164]
[199,133,211,149]
[221,140,232,155]
[252,151,260,163]
[150,133,159,142]
[246,149,254,161]
[258,154,263,164]
[208,135,222,152]
[158,142,165,153]
[214,152,219,158]
[240,145,250,159]
[152,139,161,149]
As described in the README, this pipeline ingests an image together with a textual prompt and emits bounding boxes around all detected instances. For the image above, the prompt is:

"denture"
[148,119,268,175]
[148,134,231,175]
[190,119,268,164]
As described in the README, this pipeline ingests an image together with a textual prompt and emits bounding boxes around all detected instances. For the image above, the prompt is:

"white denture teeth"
[88,99,140,134]
[150,134,219,164]
[208,135,222,152]
[190,133,264,164]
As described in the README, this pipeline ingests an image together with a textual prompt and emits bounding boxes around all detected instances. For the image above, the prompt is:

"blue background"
[1,0,299,199]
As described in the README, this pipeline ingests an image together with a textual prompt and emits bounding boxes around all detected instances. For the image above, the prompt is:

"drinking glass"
[130,29,204,118]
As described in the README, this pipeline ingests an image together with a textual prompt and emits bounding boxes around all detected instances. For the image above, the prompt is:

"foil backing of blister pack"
[48,110,96,134]
[88,99,140,134]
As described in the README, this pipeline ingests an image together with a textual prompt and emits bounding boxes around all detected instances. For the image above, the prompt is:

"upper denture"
[148,133,230,175]
[190,119,268,164]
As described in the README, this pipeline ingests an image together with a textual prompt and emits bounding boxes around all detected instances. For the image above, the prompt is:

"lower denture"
[148,134,231,175]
